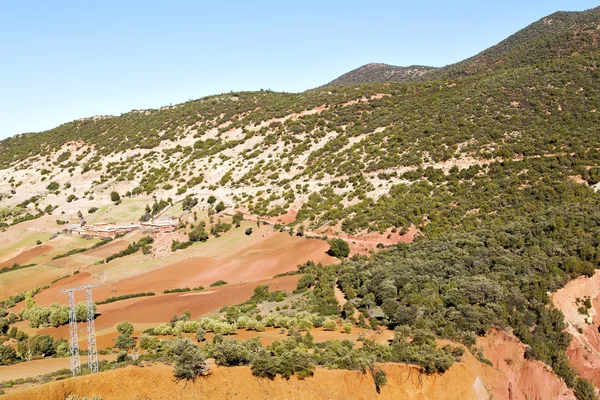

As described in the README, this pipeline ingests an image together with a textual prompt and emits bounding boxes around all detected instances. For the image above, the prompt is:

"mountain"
[2,6,600,397]
[324,63,435,86]
[323,7,600,86]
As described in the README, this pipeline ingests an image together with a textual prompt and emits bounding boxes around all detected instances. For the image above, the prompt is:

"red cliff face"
[553,270,600,389]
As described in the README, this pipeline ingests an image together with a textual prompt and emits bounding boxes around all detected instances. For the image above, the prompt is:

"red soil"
[0,244,54,268]
[31,233,336,308]
[83,239,130,258]
[477,329,575,400]
[553,270,600,389]
[3,334,575,400]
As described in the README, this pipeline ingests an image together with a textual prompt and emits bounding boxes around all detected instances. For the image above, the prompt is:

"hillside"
[2,5,600,400]
[324,63,435,86]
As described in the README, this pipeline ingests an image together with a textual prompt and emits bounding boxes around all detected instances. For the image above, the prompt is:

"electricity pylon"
[60,284,99,376]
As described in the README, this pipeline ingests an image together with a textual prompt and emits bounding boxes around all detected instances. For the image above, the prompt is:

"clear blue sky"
[0,0,598,140]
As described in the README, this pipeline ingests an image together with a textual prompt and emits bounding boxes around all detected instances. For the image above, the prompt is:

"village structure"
[63,217,179,239]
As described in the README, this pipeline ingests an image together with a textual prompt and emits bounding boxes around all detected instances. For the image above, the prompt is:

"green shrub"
[327,238,350,259]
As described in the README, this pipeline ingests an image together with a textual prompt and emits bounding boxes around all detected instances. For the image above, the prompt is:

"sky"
[0,0,598,140]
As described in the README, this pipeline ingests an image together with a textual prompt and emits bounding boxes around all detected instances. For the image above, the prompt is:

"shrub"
[110,191,121,202]
[96,292,155,305]
[327,238,350,259]
[46,182,59,191]
[322,319,337,331]
[171,240,193,251]
[574,378,596,400]
[196,328,206,342]
[170,339,210,382]
[164,287,191,294]
[210,280,228,287]
[208,337,251,366]
[371,367,387,393]
[245,227,253,235]
[0,345,17,365]
[88,207,99,214]
[189,222,209,242]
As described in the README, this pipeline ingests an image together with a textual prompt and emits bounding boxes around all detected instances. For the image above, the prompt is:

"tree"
[117,321,134,336]
[196,328,206,342]
[110,191,121,202]
[54,338,69,357]
[114,321,136,351]
[114,334,136,352]
[327,238,350,259]
[250,349,278,379]
[75,301,96,322]
[189,222,209,242]
[170,339,210,382]
[574,378,597,400]
[207,195,217,205]
[232,212,243,228]
[245,227,253,235]
[182,195,199,211]
[0,345,16,365]
[31,334,54,356]
[215,201,225,213]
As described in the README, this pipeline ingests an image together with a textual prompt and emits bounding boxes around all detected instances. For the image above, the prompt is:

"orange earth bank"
[552,270,600,389]
[3,330,575,400]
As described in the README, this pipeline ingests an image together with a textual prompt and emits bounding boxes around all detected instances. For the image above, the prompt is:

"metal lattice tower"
[86,286,99,373]
[60,284,99,376]
[66,289,80,376]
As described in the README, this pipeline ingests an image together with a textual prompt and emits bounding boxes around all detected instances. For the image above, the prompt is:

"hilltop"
[324,63,435,86]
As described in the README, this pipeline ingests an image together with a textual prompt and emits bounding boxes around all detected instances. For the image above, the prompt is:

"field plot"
[0,244,54,268]
[0,265,67,299]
